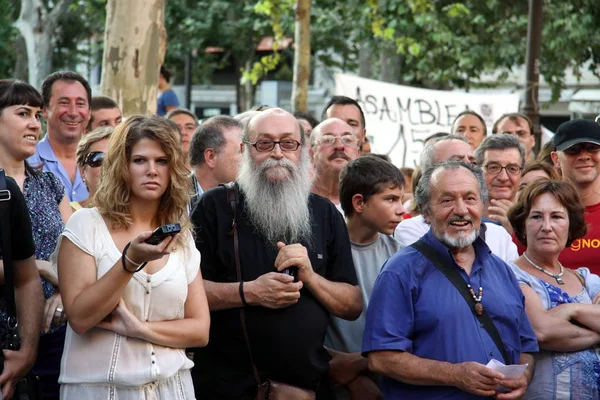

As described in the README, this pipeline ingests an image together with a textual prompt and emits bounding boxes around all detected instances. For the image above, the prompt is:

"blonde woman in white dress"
[53,115,210,399]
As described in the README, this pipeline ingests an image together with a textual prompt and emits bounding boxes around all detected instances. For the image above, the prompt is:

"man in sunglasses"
[551,119,600,274]
[310,118,361,213]
[190,108,361,398]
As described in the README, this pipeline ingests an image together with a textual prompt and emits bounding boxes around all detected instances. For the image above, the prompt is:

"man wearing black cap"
[551,119,600,274]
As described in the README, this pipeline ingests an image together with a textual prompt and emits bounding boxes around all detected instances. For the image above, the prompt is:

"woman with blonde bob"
[54,115,210,399]
[71,126,113,210]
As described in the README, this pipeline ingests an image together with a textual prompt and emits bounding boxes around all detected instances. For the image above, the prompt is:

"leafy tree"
[165,0,288,110]
[4,0,106,85]
[0,0,21,78]
[368,0,600,100]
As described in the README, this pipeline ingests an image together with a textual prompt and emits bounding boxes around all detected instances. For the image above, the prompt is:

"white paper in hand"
[486,359,528,392]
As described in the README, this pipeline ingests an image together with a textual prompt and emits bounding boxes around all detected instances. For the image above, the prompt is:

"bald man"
[311,118,361,210]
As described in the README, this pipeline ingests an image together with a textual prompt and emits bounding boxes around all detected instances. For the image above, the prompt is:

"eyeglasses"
[484,163,522,176]
[563,143,600,156]
[243,139,301,153]
[317,135,359,148]
[84,151,105,168]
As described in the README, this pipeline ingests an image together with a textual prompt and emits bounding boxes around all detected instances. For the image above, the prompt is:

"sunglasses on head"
[84,151,105,168]
[563,143,600,156]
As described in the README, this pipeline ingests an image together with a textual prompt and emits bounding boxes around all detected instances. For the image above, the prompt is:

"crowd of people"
[0,67,599,400]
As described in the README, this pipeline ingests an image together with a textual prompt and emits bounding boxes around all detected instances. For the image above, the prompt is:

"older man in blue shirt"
[363,161,538,400]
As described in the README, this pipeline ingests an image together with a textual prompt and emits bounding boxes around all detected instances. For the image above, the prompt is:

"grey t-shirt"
[325,233,401,353]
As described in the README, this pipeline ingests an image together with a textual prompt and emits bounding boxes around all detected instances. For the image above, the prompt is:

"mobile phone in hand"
[282,267,298,282]
[145,223,182,245]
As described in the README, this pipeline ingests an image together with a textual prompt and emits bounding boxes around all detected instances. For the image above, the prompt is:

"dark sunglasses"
[84,151,105,168]
[563,143,600,156]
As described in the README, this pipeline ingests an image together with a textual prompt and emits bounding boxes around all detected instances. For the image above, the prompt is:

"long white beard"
[237,146,314,245]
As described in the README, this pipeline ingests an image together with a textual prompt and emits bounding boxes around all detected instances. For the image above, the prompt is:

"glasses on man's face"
[318,134,359,148]
[85,151,105,168]
[243,139,301,153]
[484,163,522,176]
[563,143,600,156]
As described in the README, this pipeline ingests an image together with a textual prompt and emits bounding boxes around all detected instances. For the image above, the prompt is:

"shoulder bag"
[411,239,510,364]
[222,183,316,400]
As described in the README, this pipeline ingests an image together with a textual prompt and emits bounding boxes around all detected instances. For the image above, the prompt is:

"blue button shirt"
[362,230,538,400]
[27,135,88,202]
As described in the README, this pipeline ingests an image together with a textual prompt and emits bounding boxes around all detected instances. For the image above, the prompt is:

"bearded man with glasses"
[474,134,526,234]
[190,108,362,398]
[551,119,600,273]
[310,118,361,214]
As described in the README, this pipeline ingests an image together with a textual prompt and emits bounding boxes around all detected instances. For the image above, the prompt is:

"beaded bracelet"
[239,281,250,307]
[121,242,148,273]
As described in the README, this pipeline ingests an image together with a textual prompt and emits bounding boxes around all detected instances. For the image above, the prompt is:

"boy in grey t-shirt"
[326,155,405,398]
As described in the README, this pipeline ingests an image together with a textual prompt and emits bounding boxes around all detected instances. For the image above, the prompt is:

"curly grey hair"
[415,160,489,216]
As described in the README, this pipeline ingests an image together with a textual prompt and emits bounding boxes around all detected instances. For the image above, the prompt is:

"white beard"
[237,146,314,245]
[440,229,478,249]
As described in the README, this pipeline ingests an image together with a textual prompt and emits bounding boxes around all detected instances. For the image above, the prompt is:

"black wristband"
[121,242,148,273]
[239,281,250,307]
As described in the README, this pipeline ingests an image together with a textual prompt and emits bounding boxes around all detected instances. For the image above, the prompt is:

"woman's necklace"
[523,252,564,285]
[467,284,484,316]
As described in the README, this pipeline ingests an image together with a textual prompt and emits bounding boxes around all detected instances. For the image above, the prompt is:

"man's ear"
[550,151,561,170]
[42,107,49,120]
[422,208,431,224]
[351,193,365,214]
[204,148,217,168]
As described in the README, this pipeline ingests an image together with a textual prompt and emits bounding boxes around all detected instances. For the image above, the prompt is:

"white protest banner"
[335,74,520,167]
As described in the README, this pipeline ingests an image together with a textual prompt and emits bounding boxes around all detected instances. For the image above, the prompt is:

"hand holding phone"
[144,223,182,245]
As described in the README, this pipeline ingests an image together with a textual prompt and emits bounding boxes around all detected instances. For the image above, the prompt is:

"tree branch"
[47,0,74,31]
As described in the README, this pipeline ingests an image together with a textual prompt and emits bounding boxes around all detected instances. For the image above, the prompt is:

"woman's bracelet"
[121,242,148,273]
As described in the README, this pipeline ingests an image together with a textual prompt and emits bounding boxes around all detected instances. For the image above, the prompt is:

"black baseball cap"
[554,119,600,151]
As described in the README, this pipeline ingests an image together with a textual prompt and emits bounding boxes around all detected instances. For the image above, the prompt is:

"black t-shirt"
[1,176,35,261]
[191,185,357,397]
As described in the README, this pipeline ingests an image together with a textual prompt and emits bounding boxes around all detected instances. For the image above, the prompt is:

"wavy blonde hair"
[93,115,191,247]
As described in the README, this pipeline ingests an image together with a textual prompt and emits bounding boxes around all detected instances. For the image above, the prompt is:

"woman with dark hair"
[0,79,72,398]
[517,161,559,200]
[54,115,209,399]
[512,162,559,255]
[508,179,600,399]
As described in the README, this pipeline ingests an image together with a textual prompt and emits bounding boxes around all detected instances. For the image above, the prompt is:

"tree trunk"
[242,59,255,111]
[100,0,167,115]
[358,41,373,78]
[15,0,73,89]
[14,34,29,82]
[291,0,311,113]
[379,43,401,83]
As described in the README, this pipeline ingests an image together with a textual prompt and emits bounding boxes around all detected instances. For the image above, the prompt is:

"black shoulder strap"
[0,170,17,324]
[220,182,262,387]
[412,239,510,364]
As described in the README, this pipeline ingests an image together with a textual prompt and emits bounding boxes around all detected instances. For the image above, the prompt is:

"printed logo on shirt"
[570,238,600,252]
[317,254,323,259]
